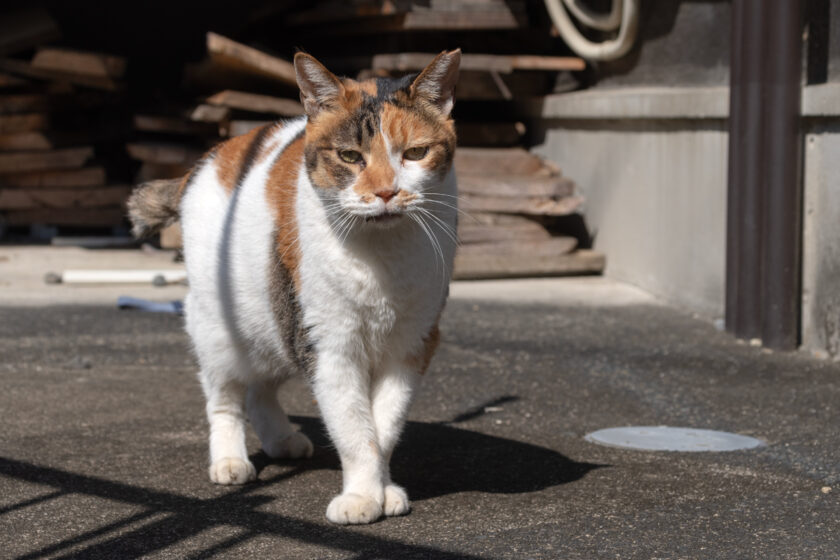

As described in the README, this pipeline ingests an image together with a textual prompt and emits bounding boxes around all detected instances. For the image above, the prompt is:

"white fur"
[179,115,457,524]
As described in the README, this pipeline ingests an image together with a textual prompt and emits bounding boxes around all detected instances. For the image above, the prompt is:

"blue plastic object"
[117,296,184,315]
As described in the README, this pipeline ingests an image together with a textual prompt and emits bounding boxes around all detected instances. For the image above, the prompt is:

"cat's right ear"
[294,53,345,118]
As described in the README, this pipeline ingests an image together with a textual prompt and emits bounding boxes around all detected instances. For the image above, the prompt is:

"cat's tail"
[127,178,183,238]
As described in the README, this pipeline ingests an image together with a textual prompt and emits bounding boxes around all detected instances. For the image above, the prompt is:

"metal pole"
[726,0,804,349]
[724,0,744,335]
[726,0,767,341]
[761,0,803,350]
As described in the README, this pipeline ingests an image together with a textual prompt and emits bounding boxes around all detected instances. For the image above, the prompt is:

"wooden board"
[288,10,522,33]
[0,8,61,56]
[32,48,126,79]
[453,249,605,280]
[126,143,204,165]
[0,147,94,174]
[0,131,53,151]
[372,53,584,74]
[206,90,304,117]
[457,174,575,198]
[133,115,218,136]
[225,120,273,137]
[0,131,86,151]
[0,58,120,91]
[206,33,298,87]
[0,113,48,134]
[0,94,50,114]
[0,186,130,210]
[457,237,577,257]
[0,73,29,88]
[455,148,547,176]
[0,167,106,189]
[190,104,231,123]
[460,193,583,216]
[2,207,126,227]
[458,221,551,244]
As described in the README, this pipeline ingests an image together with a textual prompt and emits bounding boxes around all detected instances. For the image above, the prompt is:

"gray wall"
[528,1,840,356]
[533,117,728,317]
[802,121,840,358]
[594,0,731,88]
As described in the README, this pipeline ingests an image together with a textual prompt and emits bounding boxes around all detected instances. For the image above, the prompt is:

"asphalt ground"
[1,300,838,559]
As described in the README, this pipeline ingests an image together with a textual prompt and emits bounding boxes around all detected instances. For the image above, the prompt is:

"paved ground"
[1,248,838,559]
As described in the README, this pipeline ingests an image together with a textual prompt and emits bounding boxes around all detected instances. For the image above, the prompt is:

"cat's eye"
[403,146,429,161]
[338,150,362,164]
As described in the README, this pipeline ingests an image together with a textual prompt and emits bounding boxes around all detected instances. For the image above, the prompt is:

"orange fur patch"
[381,103,455,177]
[267,135,305,288]
[411,323,441,375]
[354,133,395,197]
[215,124,272,192]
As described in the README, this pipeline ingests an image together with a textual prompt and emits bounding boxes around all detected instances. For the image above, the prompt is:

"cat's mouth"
[364,211,403,224]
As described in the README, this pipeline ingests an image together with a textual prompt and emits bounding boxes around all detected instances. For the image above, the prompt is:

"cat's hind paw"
[383,484,411,517]
[208,457,256,485]
[326,493,383,525]
[263,431,314,460]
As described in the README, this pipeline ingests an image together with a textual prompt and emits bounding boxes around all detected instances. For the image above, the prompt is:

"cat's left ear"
[294,53,345,118]
[410,49,461,116]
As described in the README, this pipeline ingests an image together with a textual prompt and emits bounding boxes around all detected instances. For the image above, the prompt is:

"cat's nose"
[374,188,398,203]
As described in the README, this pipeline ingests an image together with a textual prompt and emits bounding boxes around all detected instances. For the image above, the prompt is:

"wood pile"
[0,8,130,232]
[452,147,603,279]
[0,1,604,279]
[271,0,603,277]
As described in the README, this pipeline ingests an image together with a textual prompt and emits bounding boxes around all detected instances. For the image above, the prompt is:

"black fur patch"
[268,235,315,375]
[376,74,416,101]
[233,124,274,190]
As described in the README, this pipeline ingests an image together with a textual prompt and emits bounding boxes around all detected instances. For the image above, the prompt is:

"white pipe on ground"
[57,270,187,284]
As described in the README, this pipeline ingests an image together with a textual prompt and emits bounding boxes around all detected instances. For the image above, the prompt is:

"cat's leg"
[370,361,420,517]
[246,379,313,459]
[203,377,256,485]
[313,351,385,524]
[373,328,438,515]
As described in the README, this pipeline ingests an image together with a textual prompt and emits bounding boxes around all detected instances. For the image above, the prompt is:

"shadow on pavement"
[1,417,600,559]
[269,416,603,501]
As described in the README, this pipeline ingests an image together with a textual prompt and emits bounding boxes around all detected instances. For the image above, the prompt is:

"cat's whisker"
[412,212,446,279]
[420,197,478,223]
[416,207,459,247]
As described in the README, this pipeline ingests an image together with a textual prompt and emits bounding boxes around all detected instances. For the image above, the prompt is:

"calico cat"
[127,50,460,524]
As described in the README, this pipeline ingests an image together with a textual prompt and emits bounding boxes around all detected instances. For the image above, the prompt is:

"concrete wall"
[530,85,840,358]
[532,118,728,317]
[802,121,840,358]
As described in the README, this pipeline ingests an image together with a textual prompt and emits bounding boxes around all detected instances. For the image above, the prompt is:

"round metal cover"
[584,426,764,452]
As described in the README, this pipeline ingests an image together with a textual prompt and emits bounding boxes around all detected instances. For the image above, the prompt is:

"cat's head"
[294,50,460,228]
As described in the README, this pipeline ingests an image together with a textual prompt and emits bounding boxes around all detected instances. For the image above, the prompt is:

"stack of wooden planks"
[126,4,602,277]
[126,32,304,184]
[452,147,602,279]
[0,0,605,278]
[0,12,130,231]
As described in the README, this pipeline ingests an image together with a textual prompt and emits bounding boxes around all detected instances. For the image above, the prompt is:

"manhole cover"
[584,426,764,452]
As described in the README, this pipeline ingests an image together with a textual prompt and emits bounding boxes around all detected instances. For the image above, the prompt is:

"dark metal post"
[761,0,803,350]
[726,0,767,341]
[725,0,803,349]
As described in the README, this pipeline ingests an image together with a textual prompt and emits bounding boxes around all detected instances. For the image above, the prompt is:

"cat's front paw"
[264,431,314,460]
[208,457,256,485]
[326,493,383,525]
[383,484,410,517]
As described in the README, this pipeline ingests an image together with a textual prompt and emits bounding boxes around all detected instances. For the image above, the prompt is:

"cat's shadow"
[251,415,603,501]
